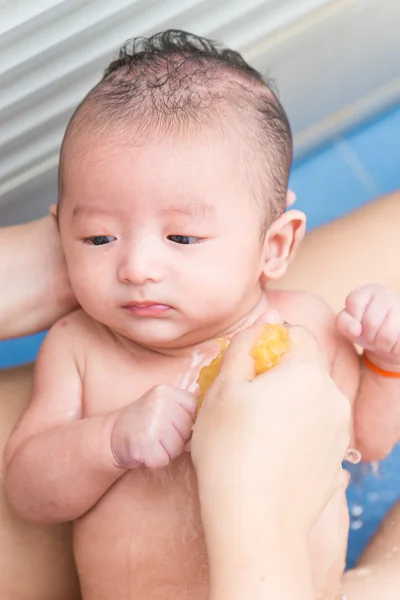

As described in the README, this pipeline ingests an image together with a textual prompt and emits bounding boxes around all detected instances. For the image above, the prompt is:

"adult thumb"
[278,325,325,369]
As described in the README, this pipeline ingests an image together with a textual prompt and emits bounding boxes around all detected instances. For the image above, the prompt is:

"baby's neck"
[113,292,270,361]
[211,292,270,341]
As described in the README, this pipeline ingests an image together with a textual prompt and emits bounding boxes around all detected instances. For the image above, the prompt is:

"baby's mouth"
[123,302,172,317]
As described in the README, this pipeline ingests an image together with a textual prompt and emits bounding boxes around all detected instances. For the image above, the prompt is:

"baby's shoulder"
[268,289,360,397]
[48,308,94,335]
[268,289,336,335]
[44,309,108,351]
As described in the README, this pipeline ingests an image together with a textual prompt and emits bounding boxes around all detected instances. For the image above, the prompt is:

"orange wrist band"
[363,354,400,379]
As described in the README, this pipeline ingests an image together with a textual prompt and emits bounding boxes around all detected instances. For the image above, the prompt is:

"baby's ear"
[261,210,306,281]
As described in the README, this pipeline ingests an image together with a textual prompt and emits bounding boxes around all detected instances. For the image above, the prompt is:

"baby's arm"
[3,320,126,523]
[336,285,400,462]
[4,316,197,524]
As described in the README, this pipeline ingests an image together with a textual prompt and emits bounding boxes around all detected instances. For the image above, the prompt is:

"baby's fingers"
[372,309,400,355]
[359,299,390,347]
[171,403,196,441]
[174,389,198,420]
[162,426,187,461]
[335,310,362,340]
[143,442,171,470]
[345,285,378,322]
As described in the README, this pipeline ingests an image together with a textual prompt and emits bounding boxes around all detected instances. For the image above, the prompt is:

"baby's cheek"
[70,269,109,315]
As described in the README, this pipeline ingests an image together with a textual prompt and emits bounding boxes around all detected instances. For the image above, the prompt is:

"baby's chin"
[110,318,216,355]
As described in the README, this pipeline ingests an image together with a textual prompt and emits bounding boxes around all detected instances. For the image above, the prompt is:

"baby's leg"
[0,365,81,600]
[275,190,400,312]
[342,500,400,599]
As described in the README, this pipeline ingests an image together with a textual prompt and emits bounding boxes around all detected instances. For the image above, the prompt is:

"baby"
[5,30,400,600]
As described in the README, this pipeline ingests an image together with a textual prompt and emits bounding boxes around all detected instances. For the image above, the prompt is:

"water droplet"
[370,461,381,476]
[351,504,363,517]
[367,491,380,503]
[344,448,362,464]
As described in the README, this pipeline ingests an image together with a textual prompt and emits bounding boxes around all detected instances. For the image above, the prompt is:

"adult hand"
[191,312,351,536]
[0,209,77,339]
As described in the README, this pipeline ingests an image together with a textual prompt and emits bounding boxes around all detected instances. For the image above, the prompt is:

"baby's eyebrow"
[72,206,114,220]
[71,202,215,221]
[162,202,215,219]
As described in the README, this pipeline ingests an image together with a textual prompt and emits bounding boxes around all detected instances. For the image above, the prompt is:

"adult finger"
[278,325,325,368]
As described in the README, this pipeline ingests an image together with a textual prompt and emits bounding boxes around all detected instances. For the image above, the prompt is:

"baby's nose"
[117,242,163,285]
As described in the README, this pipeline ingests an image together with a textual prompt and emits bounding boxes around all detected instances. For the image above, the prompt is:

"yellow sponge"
[196,323,290,410]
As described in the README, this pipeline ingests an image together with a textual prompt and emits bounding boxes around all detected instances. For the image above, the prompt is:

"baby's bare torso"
[74,335,210,600]
[72,291,356,600]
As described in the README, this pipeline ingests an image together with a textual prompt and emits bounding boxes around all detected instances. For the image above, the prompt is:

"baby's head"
[58,30,305,351]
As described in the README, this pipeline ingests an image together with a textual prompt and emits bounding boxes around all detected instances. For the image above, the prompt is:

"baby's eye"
[84,235,116,246]
[167,235,201,245]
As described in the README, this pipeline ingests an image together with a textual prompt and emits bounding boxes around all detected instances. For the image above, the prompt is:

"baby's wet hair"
[59,30,292,226]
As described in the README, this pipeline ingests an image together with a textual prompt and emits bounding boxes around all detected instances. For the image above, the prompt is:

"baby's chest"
[81,348,200,416]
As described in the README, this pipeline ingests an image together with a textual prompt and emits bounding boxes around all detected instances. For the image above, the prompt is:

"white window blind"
[0,0,398,222]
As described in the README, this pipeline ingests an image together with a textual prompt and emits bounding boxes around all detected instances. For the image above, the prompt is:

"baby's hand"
[110,385,197,470]
[336,284,400,371]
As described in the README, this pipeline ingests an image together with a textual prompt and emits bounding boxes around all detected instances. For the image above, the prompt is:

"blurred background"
[1,0,400,567]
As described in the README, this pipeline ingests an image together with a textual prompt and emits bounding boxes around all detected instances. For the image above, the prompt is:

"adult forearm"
[4,413,125,523]
[200,489,313,600]
[208,523,313,600]
[0,216,77,339]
